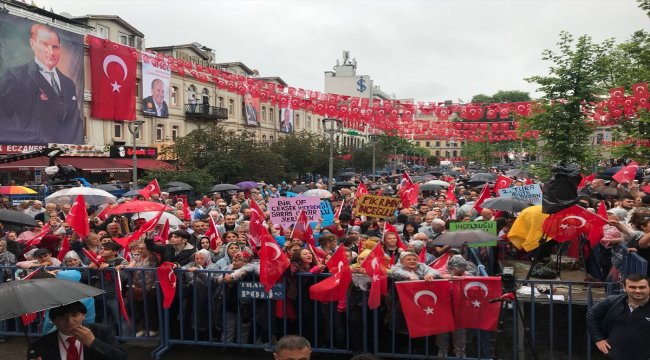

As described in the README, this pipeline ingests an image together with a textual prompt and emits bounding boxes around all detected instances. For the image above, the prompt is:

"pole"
[132,129,138,188]
[393,145,398,174]
[372,142,376,183]
[328,133,334,192]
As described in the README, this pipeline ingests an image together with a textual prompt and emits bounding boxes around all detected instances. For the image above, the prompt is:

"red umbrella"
[108,200,172,214]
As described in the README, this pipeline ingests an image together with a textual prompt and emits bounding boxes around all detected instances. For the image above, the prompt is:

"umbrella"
[426,180,450,187]
[291,185,309,193]
[337,172,357,179]
[409,175,429,183]
[505,169,532,179]
[333,181,355,189]
[303,189,332,198]
[108,200,172,214]
[592,186,628,197]
[419,183,443,192]
[481,197,532,212]
[132,211,183,226]
[430,230,500,247]
[209,184,241,192]
[0,186,37,195]
[92,184,120,192]
[235,181,259,190]
[444,170,463,177]
[122,189,142,197]
[0,278,104,321]
[0,209,38,227]
[597,166,643,181]
[163,182,194,192]
[44,187,116,206]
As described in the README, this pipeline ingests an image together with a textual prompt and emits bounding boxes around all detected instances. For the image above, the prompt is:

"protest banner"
[449,220,497,247]
[353,194,401,218]
[498,184,542,205]
[319,200,334,227]
[268,197,321,228]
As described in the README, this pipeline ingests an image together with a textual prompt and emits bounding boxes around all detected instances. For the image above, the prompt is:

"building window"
[117,32,131,46]
[307,116,312,130]
[96,25,109,39]
[113,121,122,138]
[270,108,275,124]
[218,96,224,108]
[435,150,440,156]
[269,136,274,142]
[261,106,267,122]
[425,141,430,147]
[596,133,604,145]
[201,88,210,105]
[453,150,457,157]
[136,123,143,140]
[435,140,440,147]
[172,125,179,140]
[228,99,234,115]
[295,114,300,129]
[156,124,164,141]
[262,135,267,141]
[171,86,178,106]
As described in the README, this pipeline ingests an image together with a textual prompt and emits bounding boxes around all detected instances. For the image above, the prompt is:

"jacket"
[145,238,196,267]
[29,323,127,360]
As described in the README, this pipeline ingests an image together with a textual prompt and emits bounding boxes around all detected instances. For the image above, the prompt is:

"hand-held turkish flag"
[204,216,223,251]
[587,202,610,247]
[68,195,90,239]
[446,183,458,203]
[291,210,326,259]
[400,172,414,188]
[114,270,130,325]
[542,205,607,242]
[334,200,344,220]
[96,204,114,222]
[578,173,595,190]
[248,204,267,250]
[418,246,427,263]
[356,183,368,197]
[157,262,177,309]
[179,195,191,221]
[24,224,51,248]
[430,252,451,273]
[157,219,170,241]
[259,231,289,292]
[493,175,513,195]
[88,35,136,120]
[453,277,502,330]
[309,246,352,302]
[82,248,105,267]
[139,179,161,199]
[114,210,163,249]
[399,183,419,208]
[612,161,638,184]
[396,280,455,337]
[57,236,71,262]
[361,244,388,309]
[473,185,491,213]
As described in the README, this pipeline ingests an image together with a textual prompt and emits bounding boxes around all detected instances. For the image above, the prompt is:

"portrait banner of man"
[244,91,260,126]
[0,13,84,144]
[141,50,170,118]
[280,107,294,133]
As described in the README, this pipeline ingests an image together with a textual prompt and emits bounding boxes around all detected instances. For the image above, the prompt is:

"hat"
[447,255,468,270]
[33,248,51,257]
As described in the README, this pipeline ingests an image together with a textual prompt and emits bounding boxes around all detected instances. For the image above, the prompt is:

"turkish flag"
[248,205,267,250]
[453,277,502,330]
[114,210,163,250]
[88,35,137,120]
[309,246,352,302]
[157,262,177,309]
[493,175,513,195]
[395,280,455,337]
[361,244,388,309]
[578,173,595,190]
[68,195,90,239]
[82,248,104,267]
[96,204,114,222]
[399,172,414,189]
[418,246,427,263]
[473,185,491,213]
[291,210,326,259]
[57,235,70,262]
[542,205,607,242]
[333,200,344,220]
[612,161,638,184]
[446,183,458,203]
[609,87,625,99]
[139,179,161,199]
[430,252,451,273]
[356,182,368,197]
[587,202,609,247]
[259,231,289,292]
[435,107,450,120]
[399,183,419,208]
[204,216,223,251]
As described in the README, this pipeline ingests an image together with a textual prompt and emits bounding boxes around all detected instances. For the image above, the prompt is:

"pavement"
[0,337,350,359]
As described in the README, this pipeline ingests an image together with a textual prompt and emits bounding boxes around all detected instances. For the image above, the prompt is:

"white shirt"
[154,101,164,116]
[58,332,84,360]
[35,57,61,93]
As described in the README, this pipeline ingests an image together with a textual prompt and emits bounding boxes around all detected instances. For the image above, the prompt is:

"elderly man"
[24,200,45,218]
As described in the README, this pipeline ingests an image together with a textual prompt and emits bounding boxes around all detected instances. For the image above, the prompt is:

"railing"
[184,104,228,120]
[0,263,628,360]
[618,243,648,278]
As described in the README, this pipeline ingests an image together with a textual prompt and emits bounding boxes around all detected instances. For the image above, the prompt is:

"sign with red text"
[353,194,401,218]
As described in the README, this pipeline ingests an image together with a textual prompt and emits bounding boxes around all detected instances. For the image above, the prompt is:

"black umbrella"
[481,197,532,212]
[0,209,38,227]
[505,169,532,179]
[597,166,643,181]
[337,172,357,179]
[163,182,195,191]
[122,189,141,197]
[0,278,104,321]
[333,181,355,189]
[445,170,463,177]
[430,230,500,247]
[419,183,443,192]
[292,185,309,193]
[92,184,120,192]
[209,184,241,192]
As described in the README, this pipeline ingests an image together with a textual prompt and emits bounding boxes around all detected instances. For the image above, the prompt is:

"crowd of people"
[1,165,649,358]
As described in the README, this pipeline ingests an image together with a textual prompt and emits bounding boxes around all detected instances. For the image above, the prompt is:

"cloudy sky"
[35,0,648,102]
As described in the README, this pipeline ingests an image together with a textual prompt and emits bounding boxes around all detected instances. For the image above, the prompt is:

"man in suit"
[0,24,82,144]
[29,301,127,360]
[280,108,293,133]
[244,92,258,125]
[142,78,169,117]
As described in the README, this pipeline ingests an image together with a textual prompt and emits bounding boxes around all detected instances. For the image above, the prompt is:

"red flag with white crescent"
[473,185,491,213]
[309,245,352,302]
[361,244,388,309]
[96,204,114,222]
[68,195,90,239]
[139,179,161,199]
[542,205,607,242]
[430,252,451,272]
[114,270,130,325]
[157,262,177,309]
[204,216,223,251]
[356,183,368,197]
[57,236,71,262]
[612,161,638,184]
[445,183,458,203]
[25,224,51,248]
[259,231,289,292]
[492,175,513,195]
[334,200,344,220]
[452,277,502,330]
[578,173,595,190]
[157,219,170,241]
[396,280,455,337]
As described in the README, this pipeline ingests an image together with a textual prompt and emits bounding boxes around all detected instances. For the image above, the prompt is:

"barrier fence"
[0,263,643,359]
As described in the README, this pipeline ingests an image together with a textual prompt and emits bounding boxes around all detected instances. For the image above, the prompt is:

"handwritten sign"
[268,196,321,228]
[319,200,334,227]
[498,184,542,205]
[449,220,497,247]
[353,194,401,218]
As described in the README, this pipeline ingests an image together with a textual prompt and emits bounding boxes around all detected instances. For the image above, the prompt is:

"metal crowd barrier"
[618,244,648,278]
[0,259,641,359]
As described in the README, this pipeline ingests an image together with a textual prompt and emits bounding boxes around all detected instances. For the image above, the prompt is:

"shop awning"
[113,158,176,171]
[0,157,132,173]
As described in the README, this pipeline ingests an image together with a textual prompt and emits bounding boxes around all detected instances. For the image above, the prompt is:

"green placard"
[448,220,497,247]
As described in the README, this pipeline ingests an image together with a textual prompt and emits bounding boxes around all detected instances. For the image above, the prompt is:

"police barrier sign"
[353,194,401,218]
[498,184,542,205]
[448,220,498,247]
[239,282,285,300]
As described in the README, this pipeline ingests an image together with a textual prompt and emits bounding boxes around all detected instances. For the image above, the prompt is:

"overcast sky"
[35,0,649,102]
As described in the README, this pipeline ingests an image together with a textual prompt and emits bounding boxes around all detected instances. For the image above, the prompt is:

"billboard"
[0,13,84,144]
[141,50,170,118]
[280,107,293,133]
[244,91,260,126]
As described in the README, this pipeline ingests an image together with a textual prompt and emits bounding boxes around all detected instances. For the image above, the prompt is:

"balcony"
[184,104,228,121]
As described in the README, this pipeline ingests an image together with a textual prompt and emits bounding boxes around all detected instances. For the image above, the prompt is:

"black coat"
[141,96,168,117]
[0,62,82,144]
[145,237,195,267]
[29,323,128,360]
[586,293,650,360]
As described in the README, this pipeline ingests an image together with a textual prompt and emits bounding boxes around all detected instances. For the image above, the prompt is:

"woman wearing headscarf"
[181,249,214,339]
[126,241,159,337]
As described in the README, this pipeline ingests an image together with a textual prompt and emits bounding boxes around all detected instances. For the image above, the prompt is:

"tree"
[270,131,337,180]
[523,32,615,176]
[350,143,388,173]
[471,90,531,104]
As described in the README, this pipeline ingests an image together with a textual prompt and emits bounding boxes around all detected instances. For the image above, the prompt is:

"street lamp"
[322,118,343,192]
[369,135,379,183]
[127,120,146,189]
[392,144,398,174]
